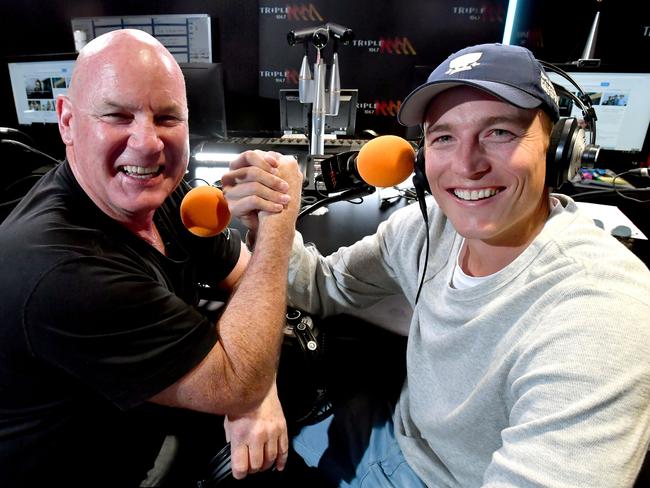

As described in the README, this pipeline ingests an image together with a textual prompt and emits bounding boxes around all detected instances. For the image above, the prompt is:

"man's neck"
[459,197,551,277]
[129,221,166,254]
[460,239,530,277]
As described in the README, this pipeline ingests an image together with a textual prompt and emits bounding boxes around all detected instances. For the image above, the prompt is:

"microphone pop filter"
[180,185,231,237]
[356,135,415,187]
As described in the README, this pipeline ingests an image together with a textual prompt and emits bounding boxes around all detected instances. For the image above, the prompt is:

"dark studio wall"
[258,0,508,137]
[0,0,508,146]
[0,0,261,157]
[511,0,650,69]
[1,0,648,158]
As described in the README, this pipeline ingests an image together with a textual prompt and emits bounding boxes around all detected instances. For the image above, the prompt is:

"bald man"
[0,29,302,486]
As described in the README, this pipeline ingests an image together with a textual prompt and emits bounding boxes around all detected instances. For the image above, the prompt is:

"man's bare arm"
[151,155,302,415]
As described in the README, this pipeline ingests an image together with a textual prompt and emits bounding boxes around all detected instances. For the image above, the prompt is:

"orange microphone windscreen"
[356,135,416,187]
[180,185,231,237]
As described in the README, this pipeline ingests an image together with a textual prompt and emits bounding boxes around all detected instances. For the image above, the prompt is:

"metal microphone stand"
[287,23,354,194]
[571,1,602,68]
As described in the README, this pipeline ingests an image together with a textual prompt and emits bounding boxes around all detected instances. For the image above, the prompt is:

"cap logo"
[540,70,560,106]
[445,52,483,75]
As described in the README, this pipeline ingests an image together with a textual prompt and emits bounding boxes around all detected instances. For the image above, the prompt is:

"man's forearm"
[216,211,295,408]
[150,156,301,415]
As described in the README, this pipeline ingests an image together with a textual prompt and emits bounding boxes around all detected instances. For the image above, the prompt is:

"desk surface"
[224,188,412,256]
[296,189,648,265]
[187,138,649,267]
[562,182,649,266]
[296,190,412,255]
[226,185,648,266]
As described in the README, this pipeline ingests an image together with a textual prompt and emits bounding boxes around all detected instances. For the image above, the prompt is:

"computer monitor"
[179,63,227,140]
[279,89,309,135]
[548,71,650,152]
[325,89,358,136]
[7,53,77,125]
[279,88,358,136]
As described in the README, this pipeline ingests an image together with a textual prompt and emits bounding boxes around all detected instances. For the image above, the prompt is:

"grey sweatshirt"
[287,194,650,487]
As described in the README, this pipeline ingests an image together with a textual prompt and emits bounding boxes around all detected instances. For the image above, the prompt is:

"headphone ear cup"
[413,145,431,196]
[546,117,584,189]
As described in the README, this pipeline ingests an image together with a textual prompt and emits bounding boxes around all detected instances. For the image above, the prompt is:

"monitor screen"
[279,89,309,135]
[179,62,227,140]
[279,89,358,137]
[548,71,650,152]
[325,89,358,136]
[7,53,77,125]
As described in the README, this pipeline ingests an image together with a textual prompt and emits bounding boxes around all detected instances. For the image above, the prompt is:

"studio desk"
[188,135,415,254]
[187,136,650,268]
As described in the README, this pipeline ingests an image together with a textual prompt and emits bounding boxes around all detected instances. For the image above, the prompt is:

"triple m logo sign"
[353,38,416,56]
[259,69,299,84]
[260,4,416,55]
[359,100,402,117]
[259,4,324,21]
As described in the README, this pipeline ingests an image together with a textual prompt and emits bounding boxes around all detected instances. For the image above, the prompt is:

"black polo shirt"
[0,161,241,486]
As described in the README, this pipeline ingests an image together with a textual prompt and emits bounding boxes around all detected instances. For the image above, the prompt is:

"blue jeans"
[292,394,426,488]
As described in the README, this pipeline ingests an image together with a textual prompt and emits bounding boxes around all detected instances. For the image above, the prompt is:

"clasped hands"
[221,150,302,236]
[220,150,301,479]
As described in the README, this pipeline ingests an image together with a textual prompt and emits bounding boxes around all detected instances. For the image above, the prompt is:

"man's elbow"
[220,369,275,414]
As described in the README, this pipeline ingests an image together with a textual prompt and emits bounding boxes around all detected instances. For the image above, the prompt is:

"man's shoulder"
[2,162,72,226]
[384,196,451,235]
[531,202,650,315]
[1,185,103,254]
[0,166,142,288]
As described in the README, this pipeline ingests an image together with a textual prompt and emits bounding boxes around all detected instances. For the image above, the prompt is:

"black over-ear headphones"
[539,61,597,189]
[413,141,430,198]
[411,61,597,198]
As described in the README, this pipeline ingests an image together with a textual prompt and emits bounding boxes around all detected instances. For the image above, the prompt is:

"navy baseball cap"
[397,43,560,126]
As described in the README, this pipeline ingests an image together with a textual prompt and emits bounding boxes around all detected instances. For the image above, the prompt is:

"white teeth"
[121,165,161,178]
[453,188,500,201]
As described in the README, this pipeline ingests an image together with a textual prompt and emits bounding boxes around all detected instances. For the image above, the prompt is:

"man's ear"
[57,95,73,146]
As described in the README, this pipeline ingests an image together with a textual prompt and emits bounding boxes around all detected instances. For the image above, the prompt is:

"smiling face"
[57,30,189,227]
[423,86,552,253]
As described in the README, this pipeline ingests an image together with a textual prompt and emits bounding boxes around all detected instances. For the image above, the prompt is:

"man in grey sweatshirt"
[222,43,650,487]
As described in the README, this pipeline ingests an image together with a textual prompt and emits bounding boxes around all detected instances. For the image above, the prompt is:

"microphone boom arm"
[297,185,375,220]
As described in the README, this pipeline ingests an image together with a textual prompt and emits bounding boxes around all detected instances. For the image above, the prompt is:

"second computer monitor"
[279,88,358,137]
[180,62,227,140]
[7,53,77,126]
[548,71,650,153]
